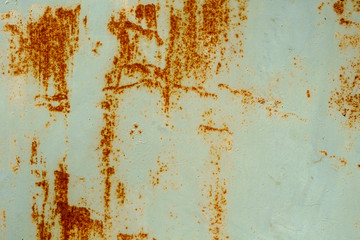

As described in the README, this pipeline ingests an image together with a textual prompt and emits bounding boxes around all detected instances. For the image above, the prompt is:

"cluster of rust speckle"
[2,6,81,114]
[328,0,360,129]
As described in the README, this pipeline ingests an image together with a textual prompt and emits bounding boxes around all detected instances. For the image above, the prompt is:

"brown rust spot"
[2,5,81,114]
[318,2,325,10]
[333,0,345,15]
[307,90,311,98]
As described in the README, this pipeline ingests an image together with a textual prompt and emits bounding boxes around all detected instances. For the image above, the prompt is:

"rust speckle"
[307,89,311,98]
[318,2,325,10]
[2,5,81,114]
[92,41,103,55]
[149,157,169,187]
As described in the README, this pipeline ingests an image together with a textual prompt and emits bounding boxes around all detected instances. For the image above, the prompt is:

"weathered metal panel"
[0,0,359,239]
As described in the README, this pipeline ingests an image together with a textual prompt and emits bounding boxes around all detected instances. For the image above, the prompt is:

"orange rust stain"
[318,151,347,169]
[333,0,345,15]
[307,89,311,98]
[318,2,325,10]
[117,232,155,240]
[29,138,103,239]
[54,164,104,240]
[198,124,233,135]
[105,1,246,111]
[92,41,103,55]
[2,5,81,114]
[337,157,347,167]
[130,123,142,138]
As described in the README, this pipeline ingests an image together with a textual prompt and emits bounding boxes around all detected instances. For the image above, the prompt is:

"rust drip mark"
[2,5,81,114]
[92,41,103,55]
[54,164,104,240]
[199,128,232,240]
[117,232,155,240]
[0,210,6,240]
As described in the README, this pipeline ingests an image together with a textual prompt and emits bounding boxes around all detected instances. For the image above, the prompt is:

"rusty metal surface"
[0,0,360,239]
